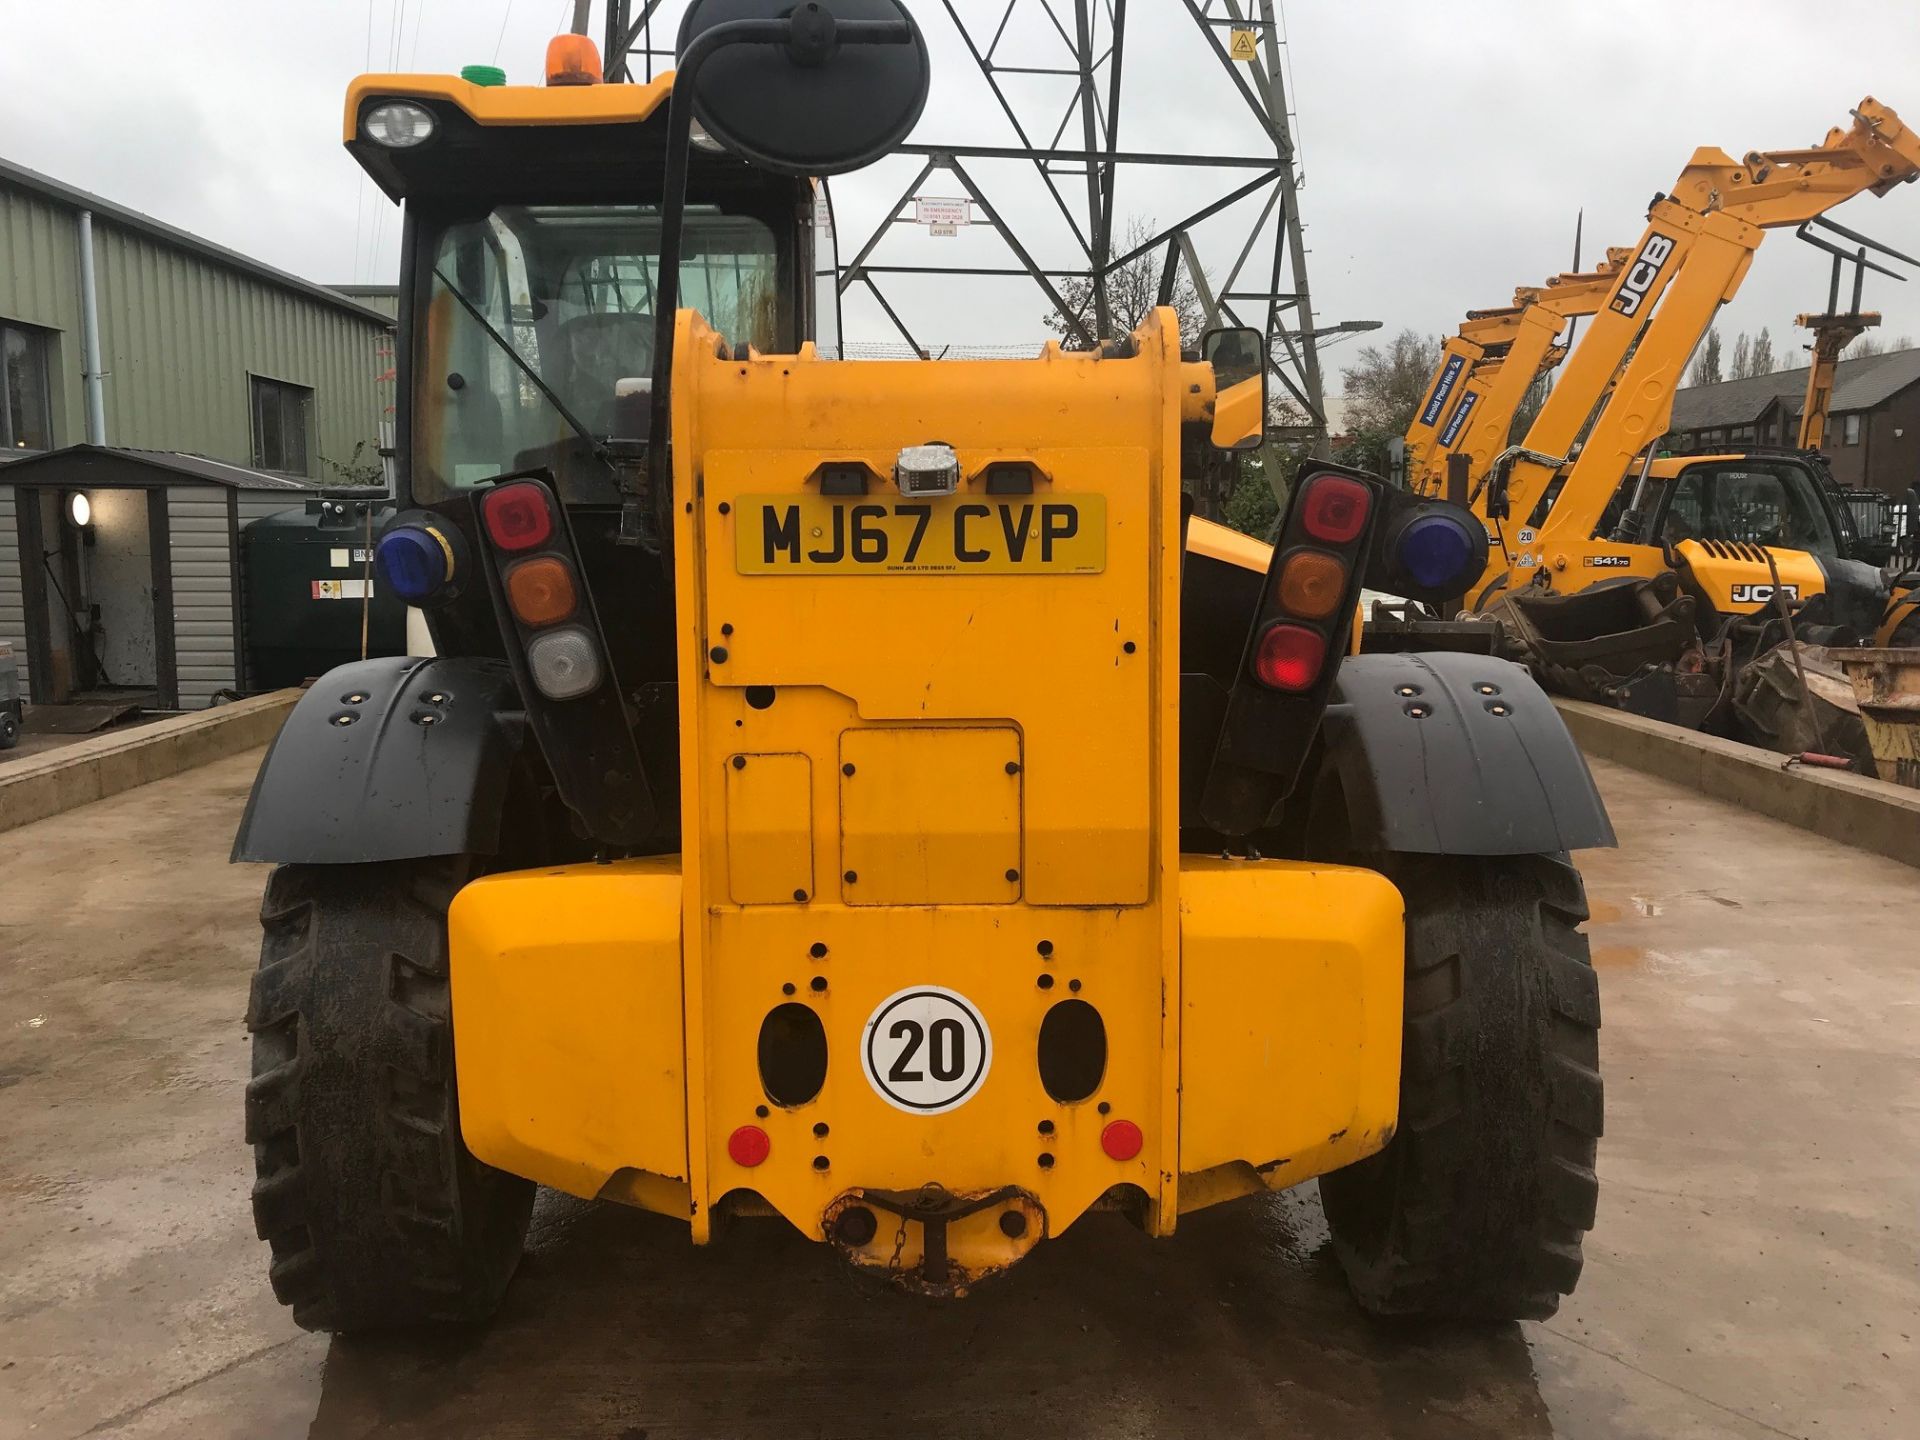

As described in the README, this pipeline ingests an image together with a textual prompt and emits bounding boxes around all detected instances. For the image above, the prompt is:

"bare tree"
[1835,332,1896,359]
[1689,326,1724,386]
[1750,326,1775,375]
[1729,331,1752,380]
[1044,216,1208,350]
[1340,328,1441,435]
[1333,328,1441,476]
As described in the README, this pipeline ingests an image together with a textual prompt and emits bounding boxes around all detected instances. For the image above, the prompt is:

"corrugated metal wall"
[0,177,387,477]
[167,486,237,708]
[0,488,27,691]
[0,185,84,446]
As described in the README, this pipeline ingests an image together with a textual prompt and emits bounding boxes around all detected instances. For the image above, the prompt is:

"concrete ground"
[0,750,1914,1439]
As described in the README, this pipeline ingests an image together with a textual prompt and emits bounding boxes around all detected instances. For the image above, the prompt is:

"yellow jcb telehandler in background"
[232,0,1612,1331]
[1382,101,1920,741]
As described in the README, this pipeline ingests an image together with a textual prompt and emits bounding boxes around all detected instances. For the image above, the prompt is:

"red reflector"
[1101,1119,1144,1161]
[727,1125,770,1167]
[481,482,554,552]
[1253,623,1327,692]
[1299,475,1371,545]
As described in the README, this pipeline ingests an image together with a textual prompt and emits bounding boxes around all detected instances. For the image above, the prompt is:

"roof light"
[460,64,507,87]
[525,625,604,701]
[545,33,603,86]
[1275,549,1347,620]
[1252,623,1326,692]
[506,556,579,627]
[1299,474,1372,545]
[360,101,437,148]
[481,481,554,552]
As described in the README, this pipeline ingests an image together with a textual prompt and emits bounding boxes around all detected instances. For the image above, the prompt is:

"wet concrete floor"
[0,749,1914,1438]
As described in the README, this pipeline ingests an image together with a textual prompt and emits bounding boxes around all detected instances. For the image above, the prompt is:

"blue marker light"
[374,526,453,605]
[1396,512,1481,591]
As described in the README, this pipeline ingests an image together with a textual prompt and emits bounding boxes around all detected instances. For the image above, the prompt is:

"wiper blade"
[431,267,608,462]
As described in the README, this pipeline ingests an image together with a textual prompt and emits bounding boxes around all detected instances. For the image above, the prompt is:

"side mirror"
[677,0,930,177]
[1202,326,1267,452]
[638,0,930,544]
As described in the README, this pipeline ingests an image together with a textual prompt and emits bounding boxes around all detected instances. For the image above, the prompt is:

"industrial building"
[1666,345,1920,494]
[0,155,395,711]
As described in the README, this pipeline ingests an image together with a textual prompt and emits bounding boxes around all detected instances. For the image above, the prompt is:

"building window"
[2,321,54,453]
[1841,413,1862,447]
[250,375,313,475]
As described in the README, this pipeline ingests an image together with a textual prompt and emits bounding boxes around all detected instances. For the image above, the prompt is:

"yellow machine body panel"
[671,314,1182,1257]
[445,309,1407,1287]
[1671,539,1827,614]
[1177,858,1403,1190]
[448,860,690,1210]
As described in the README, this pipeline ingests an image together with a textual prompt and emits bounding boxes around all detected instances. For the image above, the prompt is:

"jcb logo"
[1729,583,1799,604]
[1609,233,1676,317]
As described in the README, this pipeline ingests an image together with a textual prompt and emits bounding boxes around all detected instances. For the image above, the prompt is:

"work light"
[360,102,436,148]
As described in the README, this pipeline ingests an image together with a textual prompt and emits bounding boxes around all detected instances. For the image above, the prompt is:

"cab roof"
[343,72,675,144]
[344,72,679,201]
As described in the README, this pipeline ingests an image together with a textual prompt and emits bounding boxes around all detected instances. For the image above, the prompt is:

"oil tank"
[242,497,407,690]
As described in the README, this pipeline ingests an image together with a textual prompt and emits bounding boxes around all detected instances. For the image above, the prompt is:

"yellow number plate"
[735,495,1106,575]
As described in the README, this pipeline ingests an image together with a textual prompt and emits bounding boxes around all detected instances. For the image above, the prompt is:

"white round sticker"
[861,985,993,1115]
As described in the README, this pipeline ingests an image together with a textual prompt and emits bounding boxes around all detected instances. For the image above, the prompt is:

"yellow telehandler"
[1382,103,1920,729]
[233,1,1612,1331]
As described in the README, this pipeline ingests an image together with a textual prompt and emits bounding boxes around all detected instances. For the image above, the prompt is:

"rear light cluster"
[1250,473,1373,695]
[480,480,606,702]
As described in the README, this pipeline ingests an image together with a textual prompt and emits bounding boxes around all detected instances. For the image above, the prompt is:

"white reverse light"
[361,102,437,148]
[525,625,603,701]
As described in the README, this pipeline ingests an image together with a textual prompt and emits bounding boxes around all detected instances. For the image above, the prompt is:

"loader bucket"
[1477,575,1715,724]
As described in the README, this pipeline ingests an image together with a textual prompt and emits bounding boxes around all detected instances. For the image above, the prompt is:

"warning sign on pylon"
[1228,28,1257,61]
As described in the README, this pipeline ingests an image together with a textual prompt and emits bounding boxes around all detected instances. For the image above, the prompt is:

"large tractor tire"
[1319,854,1602,1322]
[245,859,534,1332]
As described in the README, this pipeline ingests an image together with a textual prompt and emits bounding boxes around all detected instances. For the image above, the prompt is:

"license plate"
[735,495,1106,575]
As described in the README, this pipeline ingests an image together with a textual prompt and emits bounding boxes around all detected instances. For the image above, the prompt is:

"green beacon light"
[460,64,507,87]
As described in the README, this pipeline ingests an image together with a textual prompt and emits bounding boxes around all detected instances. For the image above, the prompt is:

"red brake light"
[482,482,555,552]
[1299,475,1371,545]
[1252,623,1327,692]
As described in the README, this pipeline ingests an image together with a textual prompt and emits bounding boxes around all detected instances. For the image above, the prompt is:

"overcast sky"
[4,0,1918,400]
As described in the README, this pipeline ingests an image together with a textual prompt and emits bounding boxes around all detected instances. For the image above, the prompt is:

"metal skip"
[1835,648,1920,788]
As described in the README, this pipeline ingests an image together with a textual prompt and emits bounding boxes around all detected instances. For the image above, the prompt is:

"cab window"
[1658,461,1839,557]
[413,203,782,504]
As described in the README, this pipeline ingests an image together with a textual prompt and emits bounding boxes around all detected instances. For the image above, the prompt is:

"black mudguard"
[233,656,527,865]
[1319,651,1615,855]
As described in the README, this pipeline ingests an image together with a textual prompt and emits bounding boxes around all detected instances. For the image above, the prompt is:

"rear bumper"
[448,855,1402,1286]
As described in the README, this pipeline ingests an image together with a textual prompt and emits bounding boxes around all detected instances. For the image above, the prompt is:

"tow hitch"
[824,1185,1047,1297]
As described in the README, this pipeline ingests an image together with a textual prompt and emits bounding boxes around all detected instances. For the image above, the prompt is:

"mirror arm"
[638,11,913,544]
